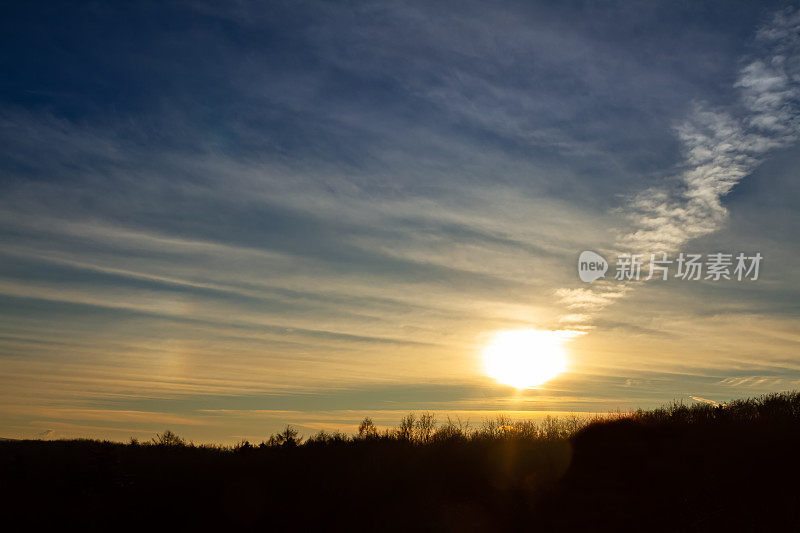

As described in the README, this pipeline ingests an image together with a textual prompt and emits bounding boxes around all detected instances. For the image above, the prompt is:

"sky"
[0,0,799,443]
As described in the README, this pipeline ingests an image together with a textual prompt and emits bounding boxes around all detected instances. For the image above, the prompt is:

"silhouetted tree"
[397,413,415,441]
[265,425,301,447]
[151,430,186,447]
[414,412,436,444]
[358,417,378,439]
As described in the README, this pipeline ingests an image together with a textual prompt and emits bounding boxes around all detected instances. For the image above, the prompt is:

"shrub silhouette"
[306,430,349,445]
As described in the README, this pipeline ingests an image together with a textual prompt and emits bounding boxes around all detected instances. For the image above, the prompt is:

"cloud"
[621,8,800,253]
[554,286,630,312]
[689,396,722,407]
[558,7,800,327]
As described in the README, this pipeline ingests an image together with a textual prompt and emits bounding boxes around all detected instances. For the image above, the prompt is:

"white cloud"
[557,8,800,327]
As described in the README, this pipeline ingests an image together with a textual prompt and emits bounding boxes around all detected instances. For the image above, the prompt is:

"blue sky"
[1,1,799,442]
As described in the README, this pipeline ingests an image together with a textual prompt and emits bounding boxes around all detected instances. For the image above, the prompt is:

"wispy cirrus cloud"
[620,8,800,254]
[558,8,800,328]
[689,396,722,407]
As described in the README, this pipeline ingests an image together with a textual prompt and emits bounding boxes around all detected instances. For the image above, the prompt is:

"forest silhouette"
[3,391,800,531]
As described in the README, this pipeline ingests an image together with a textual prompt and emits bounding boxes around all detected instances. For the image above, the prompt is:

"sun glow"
[483,329,573,389]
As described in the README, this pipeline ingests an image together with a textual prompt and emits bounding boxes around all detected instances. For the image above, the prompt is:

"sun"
[483,329,569,389]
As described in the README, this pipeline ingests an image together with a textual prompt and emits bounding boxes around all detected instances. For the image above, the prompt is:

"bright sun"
[483,329,569,389]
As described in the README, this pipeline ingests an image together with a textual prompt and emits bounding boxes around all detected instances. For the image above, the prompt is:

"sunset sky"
[1,0,799,443]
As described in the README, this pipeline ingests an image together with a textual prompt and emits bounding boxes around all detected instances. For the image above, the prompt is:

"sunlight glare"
[483,329,574,389]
